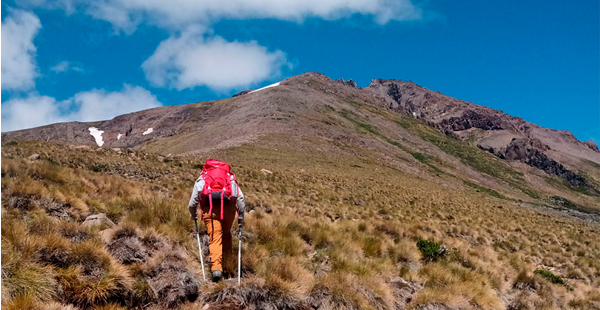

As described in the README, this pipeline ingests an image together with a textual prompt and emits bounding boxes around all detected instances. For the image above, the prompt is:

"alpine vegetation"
[2,73,600,310]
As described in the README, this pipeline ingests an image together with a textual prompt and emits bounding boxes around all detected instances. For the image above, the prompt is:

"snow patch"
[117,133,123,140]
[88,127,105,146]
[249,82,280,94]
[143,128,154,135]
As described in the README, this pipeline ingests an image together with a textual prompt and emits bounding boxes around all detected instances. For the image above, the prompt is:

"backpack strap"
[220,191,224,220]
[208,188,213,217]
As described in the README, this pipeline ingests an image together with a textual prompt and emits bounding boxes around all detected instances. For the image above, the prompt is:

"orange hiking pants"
[202,203,237,273]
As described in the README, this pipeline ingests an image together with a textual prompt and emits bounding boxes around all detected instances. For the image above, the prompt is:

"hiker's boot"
[212,270,223,282]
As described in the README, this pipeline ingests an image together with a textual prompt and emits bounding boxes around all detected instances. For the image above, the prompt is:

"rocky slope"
[365,78,600,191]
[3,72,599,207]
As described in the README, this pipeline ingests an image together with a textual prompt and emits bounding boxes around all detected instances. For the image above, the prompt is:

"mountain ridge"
[3,72,599,206]
[4,72,598,192]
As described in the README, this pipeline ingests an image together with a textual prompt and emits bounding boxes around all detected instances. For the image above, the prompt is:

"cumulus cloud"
[25,0,423,32]
[142,28,291,90]
[1,9,41,91]
[13,0,425,91]
[1,85,162,132]
[0,96,63,131]
[70,85,162,120]
[50,60,84,73]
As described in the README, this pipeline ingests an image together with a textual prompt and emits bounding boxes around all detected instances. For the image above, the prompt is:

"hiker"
[188,159,245,282]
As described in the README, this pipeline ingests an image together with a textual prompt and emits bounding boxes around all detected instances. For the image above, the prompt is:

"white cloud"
[23,0,423,32]
[1,85,162,132]
[13,0,425,91]
[142,28,291,90]
[50,60,84,73]
[70,85,162,121]
[0,95,64,131]
[1,9,41,91]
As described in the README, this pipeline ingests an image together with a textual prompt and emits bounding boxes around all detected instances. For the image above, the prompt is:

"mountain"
[2,72,600,310]
[4,72,599,208]
[367,78,600,190]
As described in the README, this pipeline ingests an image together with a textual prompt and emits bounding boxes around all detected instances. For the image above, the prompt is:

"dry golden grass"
[2,140,599,309]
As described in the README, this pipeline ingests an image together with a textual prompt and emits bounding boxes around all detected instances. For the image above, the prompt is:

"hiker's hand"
[238,216,244,228]
[189,206,198,220]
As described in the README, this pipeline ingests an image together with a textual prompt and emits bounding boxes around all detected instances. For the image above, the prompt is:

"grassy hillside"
[2,139,599,310]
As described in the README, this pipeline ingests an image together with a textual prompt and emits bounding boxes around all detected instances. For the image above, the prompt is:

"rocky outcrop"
[335,78,357,88]
[480,138,592,190]
[583,141,600,153]
[365,77,599,189]
[438,110,505,131]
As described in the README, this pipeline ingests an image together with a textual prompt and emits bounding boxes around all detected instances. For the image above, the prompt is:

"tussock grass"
[200,277,307,310]
[56,241,133,307]
[2,141,599,309]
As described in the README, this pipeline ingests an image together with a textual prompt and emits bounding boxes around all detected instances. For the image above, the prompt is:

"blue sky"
[1,0,598,143]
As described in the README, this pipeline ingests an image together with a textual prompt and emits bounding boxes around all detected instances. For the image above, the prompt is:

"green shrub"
[417,239,446,262]
[534,269,564,285]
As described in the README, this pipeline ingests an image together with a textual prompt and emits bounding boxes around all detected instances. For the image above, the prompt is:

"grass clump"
[417,239,446,262]
[534,269,564,285]
[463,180,506,199]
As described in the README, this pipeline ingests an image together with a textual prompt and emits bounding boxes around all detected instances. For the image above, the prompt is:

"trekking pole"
[238,226,242,285]
[194,219,206,281]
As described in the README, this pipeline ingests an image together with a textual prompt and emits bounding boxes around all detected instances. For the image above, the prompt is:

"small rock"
[260,169,273,174]
[99,228,115,244]
[389,277,420,310]
[82,213,116,228]
[28,153,41,160]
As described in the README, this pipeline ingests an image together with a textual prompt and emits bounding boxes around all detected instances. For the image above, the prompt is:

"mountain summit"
[3,72,599,207]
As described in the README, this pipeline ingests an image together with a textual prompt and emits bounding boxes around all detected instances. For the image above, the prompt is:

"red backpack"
[199,159,238,220]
